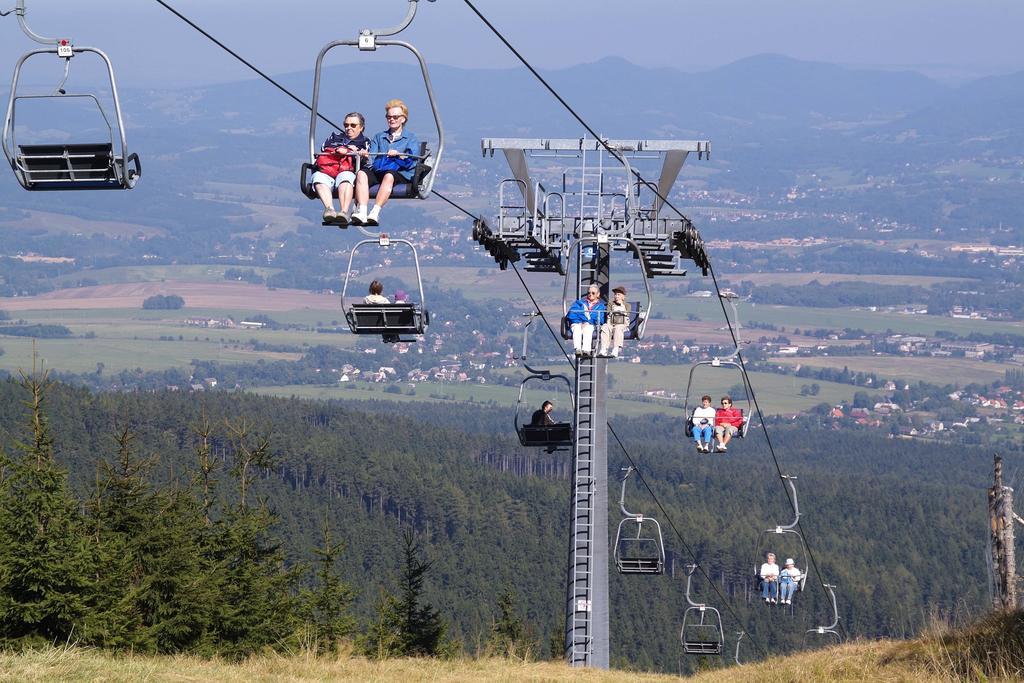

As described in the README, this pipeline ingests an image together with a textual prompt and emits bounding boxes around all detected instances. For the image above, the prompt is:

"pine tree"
[487,586,536,660]
[360,589,404,660]
[205,419,301,658]
[0,370,90,646]
[298,516,356,654]
[85,426,217,652]
[396,529,449,657]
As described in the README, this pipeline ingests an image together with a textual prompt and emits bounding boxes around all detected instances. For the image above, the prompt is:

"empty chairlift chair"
[2,3,140,191]
[301,0,443,207]
[805,583,842,646]
[680,564,724,656]
[613,466,665,574]
[341,234,428,343]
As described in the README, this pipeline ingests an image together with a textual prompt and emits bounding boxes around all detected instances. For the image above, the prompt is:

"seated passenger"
[352,99,420,227]
[566,284,606,357]
[531,400,555,426]
[760,552,780,604]
[393,289,409,304]
[779,558,802,605]
[363,279,390,304]
[691,395,716,453]
[598,285,628,358]
[312,112,369,225]
[714,396,744,452]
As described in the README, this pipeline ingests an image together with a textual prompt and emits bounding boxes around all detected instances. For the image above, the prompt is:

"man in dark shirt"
[531,400,555,426]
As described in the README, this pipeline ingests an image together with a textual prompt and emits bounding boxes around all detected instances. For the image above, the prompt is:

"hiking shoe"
[333,210,350,227]
[322,207,337,223]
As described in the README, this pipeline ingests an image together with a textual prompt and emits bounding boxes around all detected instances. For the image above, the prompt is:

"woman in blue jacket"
[566,284,606,357]
[351,99,420,227]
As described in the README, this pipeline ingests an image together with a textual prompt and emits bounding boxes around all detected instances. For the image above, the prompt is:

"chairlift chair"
[753,476,809,601]
[340,233,428,343]
[513,313,573,450]
[613,466,665,574]
[559,236,652,342]
[682,293,754,440]
[301,0,443,205]
[680,565,724,656]
[2,2,140,191]
[804,584,842,646]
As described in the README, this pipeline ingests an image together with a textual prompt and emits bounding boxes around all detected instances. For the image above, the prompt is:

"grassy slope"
[3,611,1023,681]
[0,648,677,683]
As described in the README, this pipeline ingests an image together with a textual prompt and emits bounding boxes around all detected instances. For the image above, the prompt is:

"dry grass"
[4,612,1024,681]
[695,610,1024,683]
[0,647,681,682]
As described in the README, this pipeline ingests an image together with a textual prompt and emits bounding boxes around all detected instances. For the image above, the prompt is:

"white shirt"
[760,562,779,579]
[364,294,390,304]
[781,567,802,582]
[692,406,716,426]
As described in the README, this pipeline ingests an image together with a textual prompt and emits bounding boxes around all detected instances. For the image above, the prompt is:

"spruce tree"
[0,371,90,646]
[487,586,535,660]
[360,530,451,659]
[298,516,356,654]
[85,426,217,652]
[205,419,301,658]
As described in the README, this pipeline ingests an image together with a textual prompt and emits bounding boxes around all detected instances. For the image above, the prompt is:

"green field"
[657,299,1024,338]
[0,336,297,375]
[776,356,1018,386]
[52,264,283,287]
[250,365,858,418]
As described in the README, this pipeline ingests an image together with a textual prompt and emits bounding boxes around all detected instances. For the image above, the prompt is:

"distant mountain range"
[2,53,1022,219]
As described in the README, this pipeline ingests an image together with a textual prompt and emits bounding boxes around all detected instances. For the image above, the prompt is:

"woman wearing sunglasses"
[312,112,369,226]
[352,99,420,227]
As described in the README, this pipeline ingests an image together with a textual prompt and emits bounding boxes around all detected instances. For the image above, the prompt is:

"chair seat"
[16,143,124,190]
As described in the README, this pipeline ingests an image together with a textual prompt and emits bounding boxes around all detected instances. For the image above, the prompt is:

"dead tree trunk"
[989,454,1017,610]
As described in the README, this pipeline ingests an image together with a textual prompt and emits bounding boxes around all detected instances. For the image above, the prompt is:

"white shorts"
[312,170,356,188]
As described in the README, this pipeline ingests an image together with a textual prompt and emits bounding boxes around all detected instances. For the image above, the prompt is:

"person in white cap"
[779,557,802,605]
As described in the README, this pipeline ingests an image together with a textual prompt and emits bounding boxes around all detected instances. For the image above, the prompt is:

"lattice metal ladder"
[568,352,597,664]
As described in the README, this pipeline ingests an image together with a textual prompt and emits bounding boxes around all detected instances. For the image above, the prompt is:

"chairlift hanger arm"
[618,466,637,518]
[8,0,69,46]
[359,0,436,42]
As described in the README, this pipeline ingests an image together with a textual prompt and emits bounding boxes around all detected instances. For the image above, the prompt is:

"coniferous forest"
[0,375,1017,673]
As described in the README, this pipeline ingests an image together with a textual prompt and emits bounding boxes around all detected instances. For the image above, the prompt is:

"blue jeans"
[779,579,797,601]
[761,579,778,601]
[693,425,713,443]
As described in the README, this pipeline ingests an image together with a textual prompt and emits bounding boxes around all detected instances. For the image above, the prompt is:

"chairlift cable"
[461,0,845,640]
[151,0,464,220]
[146,0,837,650]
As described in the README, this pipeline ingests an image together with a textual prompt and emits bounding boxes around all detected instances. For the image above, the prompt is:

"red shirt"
[715,407,744,429]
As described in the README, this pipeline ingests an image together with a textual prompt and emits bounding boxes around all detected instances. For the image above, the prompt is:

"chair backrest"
[522,422,572,445]
[348,303,421,334]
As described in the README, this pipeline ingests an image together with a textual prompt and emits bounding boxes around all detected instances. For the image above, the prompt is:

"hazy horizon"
[0,1,1021,88]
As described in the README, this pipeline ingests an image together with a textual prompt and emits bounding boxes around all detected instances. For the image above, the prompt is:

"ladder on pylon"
[568,351,597,665]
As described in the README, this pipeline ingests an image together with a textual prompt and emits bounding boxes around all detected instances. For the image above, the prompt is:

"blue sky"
[1,0,1022,86]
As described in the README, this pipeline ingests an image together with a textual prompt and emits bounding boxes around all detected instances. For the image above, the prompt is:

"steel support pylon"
[565,239,610,668]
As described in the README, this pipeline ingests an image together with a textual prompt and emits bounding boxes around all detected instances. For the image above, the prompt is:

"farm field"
[775,355,1018,386]
[251,366,858,417]
[719,272,974,287]
[52,264,283,287]
[0,335,299,375]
